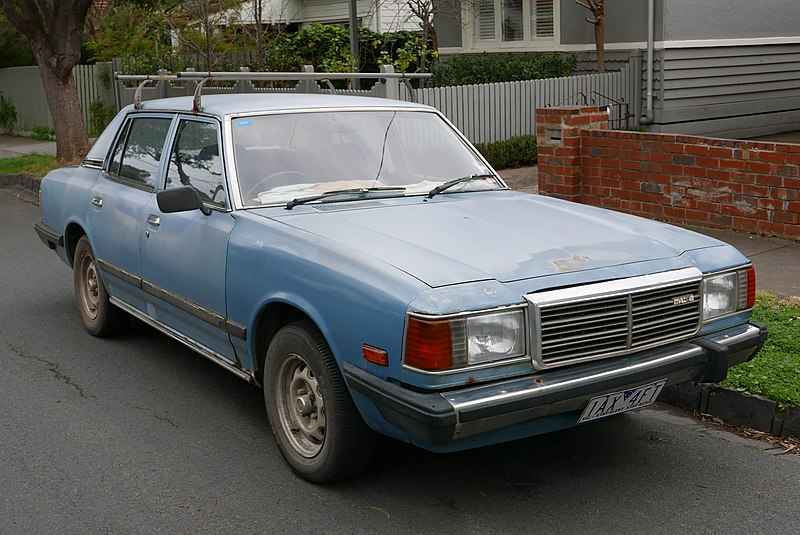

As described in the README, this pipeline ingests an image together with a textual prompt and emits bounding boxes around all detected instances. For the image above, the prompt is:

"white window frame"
[463,0,560,52]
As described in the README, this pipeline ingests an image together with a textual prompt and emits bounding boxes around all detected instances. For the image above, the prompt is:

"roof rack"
[116,69,433,112]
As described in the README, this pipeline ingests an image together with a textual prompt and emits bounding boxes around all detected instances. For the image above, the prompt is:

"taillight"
[404,317,453,371]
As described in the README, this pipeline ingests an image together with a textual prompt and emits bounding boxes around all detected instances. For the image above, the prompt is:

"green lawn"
[0,153,57,177]
[722,292,800,407]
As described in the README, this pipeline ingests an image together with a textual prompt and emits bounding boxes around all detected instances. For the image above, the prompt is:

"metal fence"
[0,62,115,133]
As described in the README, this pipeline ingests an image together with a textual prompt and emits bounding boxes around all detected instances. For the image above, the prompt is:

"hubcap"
[276,354,325,458]
[79,254,100,320]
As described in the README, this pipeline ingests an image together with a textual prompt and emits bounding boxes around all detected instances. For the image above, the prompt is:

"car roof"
[136,93,434,116]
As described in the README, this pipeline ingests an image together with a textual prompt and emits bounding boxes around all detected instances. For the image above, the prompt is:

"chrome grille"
[526,268,702,369]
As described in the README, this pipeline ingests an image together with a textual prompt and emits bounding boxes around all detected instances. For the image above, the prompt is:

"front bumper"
[345,322,767,446]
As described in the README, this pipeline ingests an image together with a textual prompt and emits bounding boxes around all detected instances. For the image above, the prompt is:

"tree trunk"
[594,19,605,73]
[38,64,89,163]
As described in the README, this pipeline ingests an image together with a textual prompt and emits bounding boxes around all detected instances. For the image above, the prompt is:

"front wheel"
[264,320,375,483]
[73,236,129,337]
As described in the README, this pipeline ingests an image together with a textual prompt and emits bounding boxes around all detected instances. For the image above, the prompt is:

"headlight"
[702,266,755,322]
[404,308,526,371]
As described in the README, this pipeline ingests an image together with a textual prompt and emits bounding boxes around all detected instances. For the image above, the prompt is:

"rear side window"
[107,117,172,189]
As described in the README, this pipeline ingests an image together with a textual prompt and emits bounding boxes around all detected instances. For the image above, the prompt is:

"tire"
[264,320,375,484]
[73,236,129,337]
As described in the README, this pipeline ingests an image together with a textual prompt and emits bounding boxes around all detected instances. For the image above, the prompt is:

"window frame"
[102,112,177,193]
[164,115,230,212]
[470,0,558,50]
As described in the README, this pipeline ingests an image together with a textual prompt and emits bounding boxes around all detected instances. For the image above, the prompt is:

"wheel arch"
[64,222,87,266]
[253,300,319,385]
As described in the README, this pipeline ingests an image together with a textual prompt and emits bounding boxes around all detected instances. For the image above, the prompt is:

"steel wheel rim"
[275,353,326,458]
[79,253,100,320]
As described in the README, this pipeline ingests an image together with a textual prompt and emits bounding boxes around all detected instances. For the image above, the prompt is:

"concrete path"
[0,134,56,157]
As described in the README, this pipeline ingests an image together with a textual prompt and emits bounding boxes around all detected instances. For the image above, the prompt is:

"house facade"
[229,0,418,34]
[435,0,800,137]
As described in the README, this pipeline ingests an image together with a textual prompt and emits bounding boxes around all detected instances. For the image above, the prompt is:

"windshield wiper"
[286,187,406,210]
[427,174,497,198]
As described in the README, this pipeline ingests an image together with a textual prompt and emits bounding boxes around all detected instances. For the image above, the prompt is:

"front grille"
[527,269,702,368]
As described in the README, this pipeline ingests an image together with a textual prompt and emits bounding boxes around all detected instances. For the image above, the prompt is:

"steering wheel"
[244,171,313,200]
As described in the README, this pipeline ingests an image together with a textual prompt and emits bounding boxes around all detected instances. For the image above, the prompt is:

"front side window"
[233,110,497,206]
[166,120,226,207]
[108,117,172,189]
[477,0,554,43]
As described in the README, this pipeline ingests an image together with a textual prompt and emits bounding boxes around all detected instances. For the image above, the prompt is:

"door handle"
[91,196,103,207]
[146,214,161,227]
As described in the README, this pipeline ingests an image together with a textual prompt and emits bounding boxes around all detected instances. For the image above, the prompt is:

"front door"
[139,117,237,363]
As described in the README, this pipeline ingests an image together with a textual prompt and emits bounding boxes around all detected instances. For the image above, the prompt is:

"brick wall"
[536,107,800,241]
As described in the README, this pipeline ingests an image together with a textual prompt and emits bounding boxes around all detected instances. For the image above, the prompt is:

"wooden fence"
[0,62,115,133]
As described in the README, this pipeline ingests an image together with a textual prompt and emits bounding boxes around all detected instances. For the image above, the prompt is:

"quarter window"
[108,117,172,189]
[477,0,554,43]
[166,120,226,207]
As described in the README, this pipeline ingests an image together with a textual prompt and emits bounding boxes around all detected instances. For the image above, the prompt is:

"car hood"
[261,191,726,287]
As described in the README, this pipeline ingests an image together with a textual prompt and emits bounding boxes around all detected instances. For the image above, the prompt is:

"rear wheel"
[73,236,129,337]
[264,320,375,483]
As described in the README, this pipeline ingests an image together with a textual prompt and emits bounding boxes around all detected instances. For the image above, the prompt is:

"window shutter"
[477,0,495,40]
[533,0,554,38]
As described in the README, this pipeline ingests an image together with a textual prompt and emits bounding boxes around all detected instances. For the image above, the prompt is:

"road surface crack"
[130,404,179,428]
[1,335,94,399]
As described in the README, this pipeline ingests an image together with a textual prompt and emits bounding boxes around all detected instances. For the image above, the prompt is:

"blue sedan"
[35,93,766,483]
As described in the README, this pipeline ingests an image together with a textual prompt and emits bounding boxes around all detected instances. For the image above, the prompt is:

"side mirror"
[157,186,211,215]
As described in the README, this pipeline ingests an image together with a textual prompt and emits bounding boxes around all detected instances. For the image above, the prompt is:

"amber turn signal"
[362,344,389,366]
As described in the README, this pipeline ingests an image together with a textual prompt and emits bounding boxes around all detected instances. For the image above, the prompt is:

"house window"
[476,0,554,43]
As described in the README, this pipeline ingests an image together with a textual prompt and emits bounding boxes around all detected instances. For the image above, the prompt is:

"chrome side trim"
[97,259,143,289]
[110,296,256,384]
[142,280,227,331]
[226,320,247,341]
[99,259,248,341]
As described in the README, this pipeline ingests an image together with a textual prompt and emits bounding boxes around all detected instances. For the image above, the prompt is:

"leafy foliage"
[0,92,17,133]
[0,12,33,67]
[88,100,116,136]
[429,53,577,87]
[722,292,800,407]
[31,126,56,141]
[474,136,538,169]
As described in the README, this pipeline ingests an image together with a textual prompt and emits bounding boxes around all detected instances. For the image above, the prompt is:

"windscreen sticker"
[237,119,252,127]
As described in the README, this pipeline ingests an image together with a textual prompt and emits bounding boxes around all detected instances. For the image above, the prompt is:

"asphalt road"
[2,189,799,535]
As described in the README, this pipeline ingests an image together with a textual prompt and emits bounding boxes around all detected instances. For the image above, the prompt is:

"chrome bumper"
[345,322,767,445]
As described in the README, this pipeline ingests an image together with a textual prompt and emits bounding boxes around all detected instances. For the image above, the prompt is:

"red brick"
[760,152,787,164]
[754,174,783,187]
[788,201,800,213]
[732,216,759,230]
[784,176,800,189]
[718,159,746,171]
[696,156,719,168]
[757,198,784,211]
[774,211,799,224]
[744,161,771,173]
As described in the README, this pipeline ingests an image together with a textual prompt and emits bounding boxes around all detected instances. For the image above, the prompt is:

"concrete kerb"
[3,169,798,441]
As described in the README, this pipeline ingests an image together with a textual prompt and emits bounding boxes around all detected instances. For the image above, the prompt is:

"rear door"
[89,114,174,312]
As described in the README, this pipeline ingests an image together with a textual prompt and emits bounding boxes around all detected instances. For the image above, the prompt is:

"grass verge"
[722,291,800,407]
[0,153,58,178]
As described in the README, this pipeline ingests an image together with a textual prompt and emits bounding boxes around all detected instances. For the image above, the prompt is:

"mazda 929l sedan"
[35,93,767,483]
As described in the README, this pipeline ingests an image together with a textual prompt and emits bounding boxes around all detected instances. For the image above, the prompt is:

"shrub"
[0,92,17,134]
[474,135,537,169]
[31,125,55,141]
[430,53,577,87]
[89,100,116,136]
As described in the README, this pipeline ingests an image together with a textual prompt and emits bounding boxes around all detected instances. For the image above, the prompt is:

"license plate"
[578,379,668,423]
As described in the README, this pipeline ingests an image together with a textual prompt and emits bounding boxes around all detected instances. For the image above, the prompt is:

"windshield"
[232,110,499,206]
